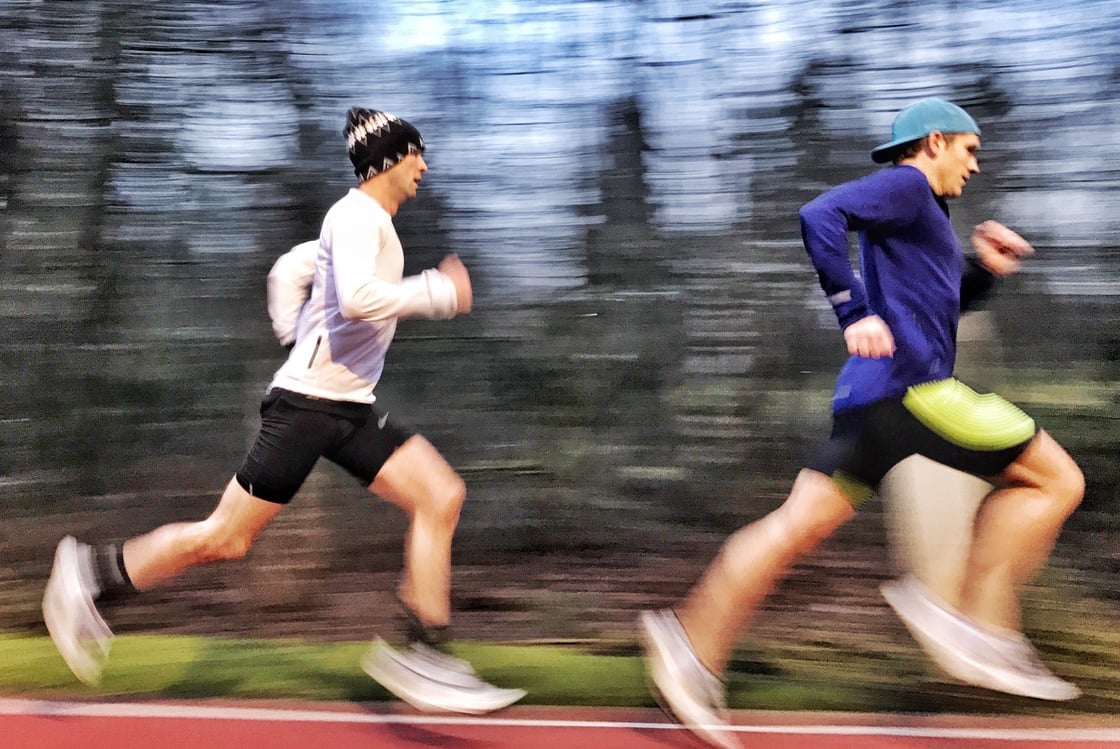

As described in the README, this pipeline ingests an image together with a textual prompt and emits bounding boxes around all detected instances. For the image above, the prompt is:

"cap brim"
[870,137,918,164]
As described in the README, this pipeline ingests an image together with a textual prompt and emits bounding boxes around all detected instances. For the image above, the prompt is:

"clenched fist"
[972,220,1034,277]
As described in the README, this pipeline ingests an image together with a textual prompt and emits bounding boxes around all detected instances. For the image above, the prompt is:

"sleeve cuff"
[833,292,870,329]
[420,268,459,320]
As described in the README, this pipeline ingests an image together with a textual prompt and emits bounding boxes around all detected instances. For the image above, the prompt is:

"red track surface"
[6,700,1120,749]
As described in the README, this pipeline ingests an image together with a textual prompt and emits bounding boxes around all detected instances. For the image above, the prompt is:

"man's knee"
[1050,458,1084,519]
[1008,431,1085,518]
[772,470,856,553]
[431,473,467,523]
[375,435,467,522]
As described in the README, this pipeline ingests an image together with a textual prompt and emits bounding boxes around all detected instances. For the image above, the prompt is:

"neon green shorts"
[808,378,1037,507]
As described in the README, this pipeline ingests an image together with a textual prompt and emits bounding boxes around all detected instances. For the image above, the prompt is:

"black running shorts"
[807,378,1037,508]
[235,388,415,504]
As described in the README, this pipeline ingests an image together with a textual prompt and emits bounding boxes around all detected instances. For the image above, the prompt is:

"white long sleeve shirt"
[268,188,459,404]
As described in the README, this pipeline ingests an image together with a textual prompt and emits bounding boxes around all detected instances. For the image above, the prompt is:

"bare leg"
[370,435,466,628]
[122,477,284,590]
[358,436,526,714]
[958,430,1083,630]
[676,469,856,676]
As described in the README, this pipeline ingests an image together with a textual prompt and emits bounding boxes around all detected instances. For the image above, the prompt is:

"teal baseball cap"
[871,98,980,163]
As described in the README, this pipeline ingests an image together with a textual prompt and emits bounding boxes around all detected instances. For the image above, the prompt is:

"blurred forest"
[0,0,1118,704]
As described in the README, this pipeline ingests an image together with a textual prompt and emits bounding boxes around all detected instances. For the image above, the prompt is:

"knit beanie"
[344,107,425,181]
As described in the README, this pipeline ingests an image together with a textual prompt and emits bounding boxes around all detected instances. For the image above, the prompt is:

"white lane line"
[2,699,1120,742]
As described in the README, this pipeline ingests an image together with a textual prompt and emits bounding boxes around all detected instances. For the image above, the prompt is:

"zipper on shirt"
[307,335,321,368]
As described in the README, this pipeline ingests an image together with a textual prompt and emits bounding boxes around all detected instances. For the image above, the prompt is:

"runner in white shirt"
[271,188,459,403]
[42,107,526,714]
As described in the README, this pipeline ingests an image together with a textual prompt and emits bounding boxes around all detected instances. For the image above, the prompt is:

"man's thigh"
[325,406,417,492]
[367,435,463,512]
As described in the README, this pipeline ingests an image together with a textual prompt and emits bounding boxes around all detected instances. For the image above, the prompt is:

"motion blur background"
[1,0,1118,709]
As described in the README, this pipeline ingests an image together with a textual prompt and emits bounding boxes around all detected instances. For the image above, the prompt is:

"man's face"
[932,132,980,198]
[390,152,428,201]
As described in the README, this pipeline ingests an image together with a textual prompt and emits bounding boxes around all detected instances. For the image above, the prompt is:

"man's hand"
[843,315,895,359]
[438,253,473,314]
[972,220,1034,277]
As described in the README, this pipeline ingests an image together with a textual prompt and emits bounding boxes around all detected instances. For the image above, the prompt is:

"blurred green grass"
[0,635,650,705]
[4,624,1119,717]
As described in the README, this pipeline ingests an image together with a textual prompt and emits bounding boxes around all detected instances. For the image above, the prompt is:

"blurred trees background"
[1,0,1118,697]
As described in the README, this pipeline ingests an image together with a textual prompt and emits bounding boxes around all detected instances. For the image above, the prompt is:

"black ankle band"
[400,602,450,647]
[94,544,138,602]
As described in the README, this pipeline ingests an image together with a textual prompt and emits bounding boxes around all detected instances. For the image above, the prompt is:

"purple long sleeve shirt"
[799,165,969,413]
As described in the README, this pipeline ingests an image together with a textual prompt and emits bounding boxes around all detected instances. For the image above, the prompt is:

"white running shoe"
[639,609,739,749]
[881,575,1080,701]
[361,638,526,714]
[42,536,113,686]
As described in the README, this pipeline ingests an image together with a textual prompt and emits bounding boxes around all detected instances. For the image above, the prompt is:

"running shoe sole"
[361,638,525,715]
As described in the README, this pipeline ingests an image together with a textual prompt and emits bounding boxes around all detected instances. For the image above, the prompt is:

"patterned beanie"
[344,107,425,181]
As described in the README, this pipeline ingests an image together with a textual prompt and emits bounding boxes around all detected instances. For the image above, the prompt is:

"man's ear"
[925,130,946,157]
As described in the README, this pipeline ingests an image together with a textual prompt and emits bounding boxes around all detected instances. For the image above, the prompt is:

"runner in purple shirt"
[640,98,1085,749]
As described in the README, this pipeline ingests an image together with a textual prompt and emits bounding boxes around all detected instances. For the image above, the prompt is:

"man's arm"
[960,255,996,312]
[330,222,463,322]
[799,170,922,329]
[267,240,318,349]
[798,170,922,358]
[799,198,870,330]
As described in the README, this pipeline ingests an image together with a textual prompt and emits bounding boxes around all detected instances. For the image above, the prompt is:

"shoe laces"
[75,542,103,600]
[403,642,493,691]
[69,550,113,656]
